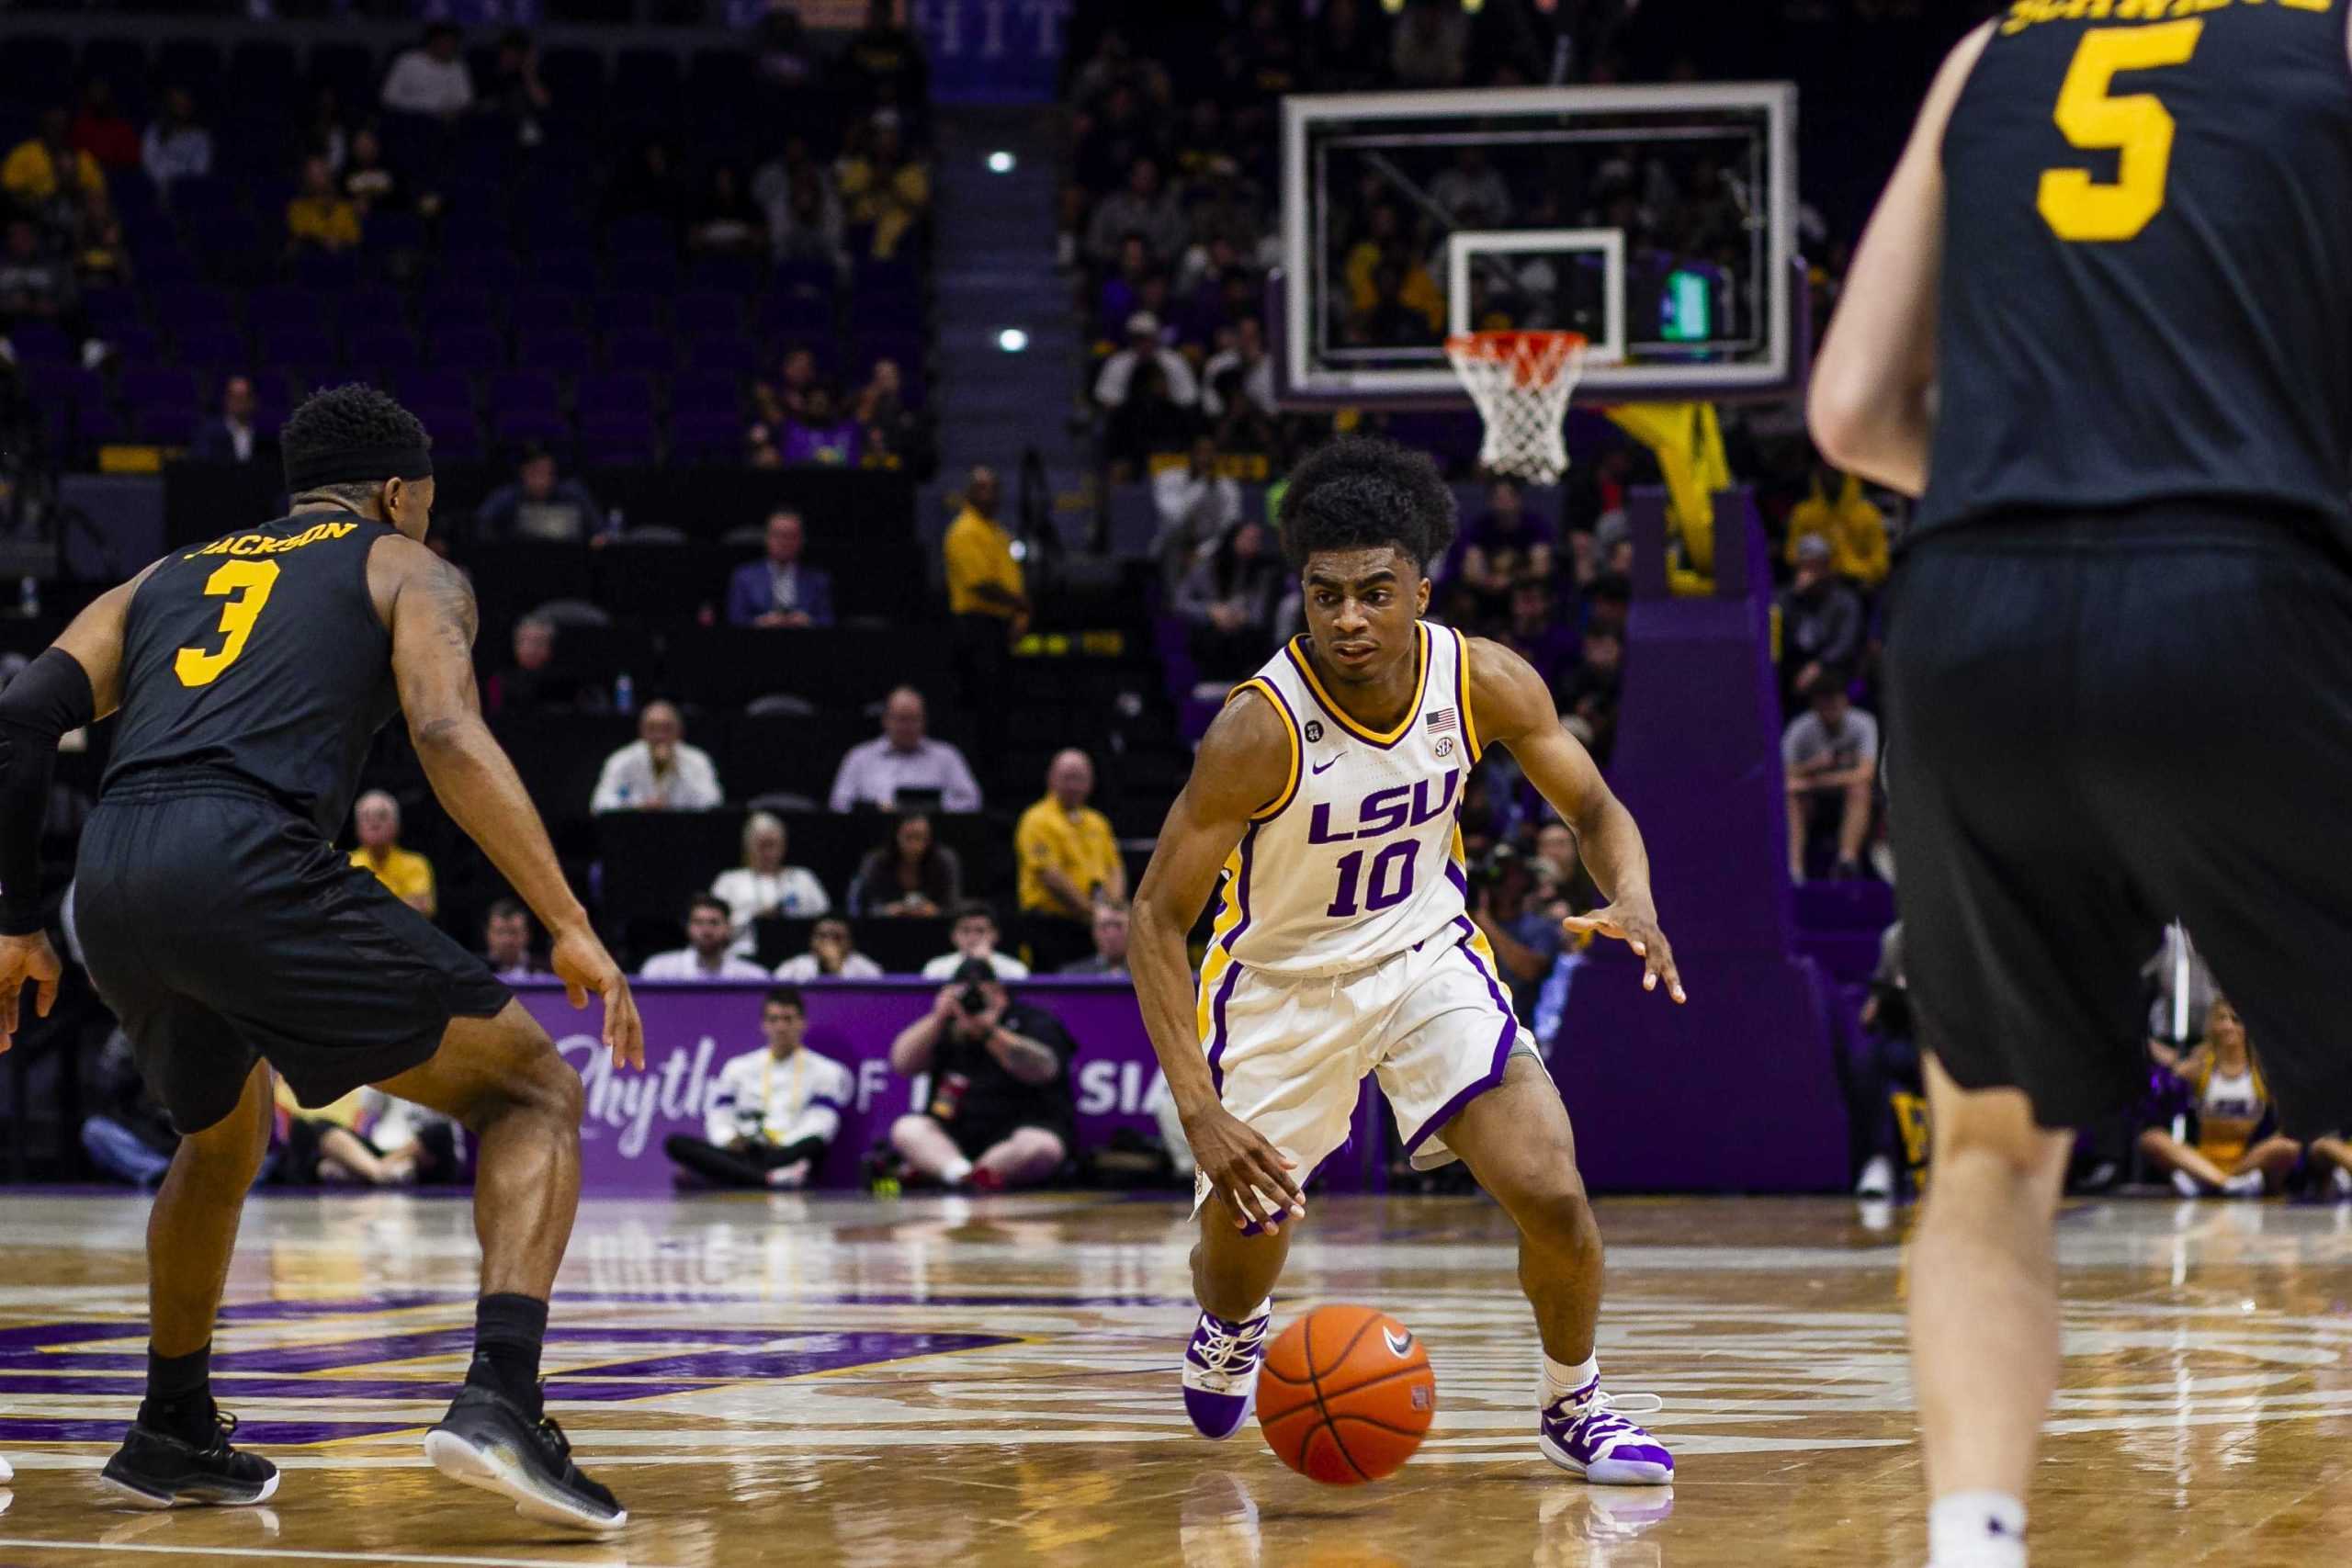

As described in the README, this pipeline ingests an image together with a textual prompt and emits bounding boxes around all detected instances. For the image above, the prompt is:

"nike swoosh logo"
[1384,1326,1415,1357]
[1311,756,1342,775]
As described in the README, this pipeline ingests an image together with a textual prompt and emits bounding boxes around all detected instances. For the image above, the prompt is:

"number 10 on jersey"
[1328,841,1417,919]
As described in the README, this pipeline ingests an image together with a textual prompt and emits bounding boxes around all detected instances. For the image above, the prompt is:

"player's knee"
[1515,1183,1600,1260]
[888,1113,931,1153]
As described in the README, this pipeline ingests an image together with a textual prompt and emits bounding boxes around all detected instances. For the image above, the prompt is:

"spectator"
[1150,435,1243,588]
[1097,233,1156,339]
[1202,316,1279,424]
[348,790,435,918]
[2139,998,2301,1197]
[4,107,106,231]
[1468,845,1562,1021]
[1841,919,1919,1201]
[1094,311,1200,410]
[303,85,350,176]
[0,220,99,367]
[663,987,854,1190]
[774,914,886,980]
[920,901,1032,981]
[592,700,726,813]
[1531,821,1580,891]
[286,153,362,254]
[640,894,772,981]
[839,0,930,120]
[1343,206,1444,329]
[482,28,551,149]
[486,615,597,716]
[1457,479,1556,615]
[81,1030,182,1189]
[829,687,983,813]
[712,810,831,952]
[1085,158,1187,268]
[752,344,820,427]
[752,138,844,268]
[943,466,1028,741]
[847,811,963,919]
[141,87,213,197]
[1778,535,1865,705]
[341,127,437,220]
[1057,900,1132,977]
[1391,0,1471,87]
[481,897,540,983]
[778,382,861,467]
[887,958,1074,1190]
[1429,145,1511,228]
[189,375,267,465]
[1176,520,1285,682]
[853,357,922,470]
[1554,626,1623,764]
[751,4,820,87]
[1015,748,1125,934]
[688,163,764,256]
[1781,676,1877,882]
[835,110,929,261]
[381,23,475,122]
[1784,460,1891,589]
[476,446,603,544]
[727,508,834,627]
[277,1083,458,1188]
[1499,575,1579,691]
[1103,360,1196,481]
[70,80,139,174]
[1308,0,1389,90]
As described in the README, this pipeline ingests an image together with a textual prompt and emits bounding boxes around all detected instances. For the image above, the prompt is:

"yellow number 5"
[174,559,281,687]
[2039,20,2203,243]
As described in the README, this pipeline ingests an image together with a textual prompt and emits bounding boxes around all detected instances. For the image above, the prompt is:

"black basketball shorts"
[74,775,513,1134]
[1883,503,2352,1139]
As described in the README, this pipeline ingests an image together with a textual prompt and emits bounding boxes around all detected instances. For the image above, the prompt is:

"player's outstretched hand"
[1560,901,1687,1004]
[1183,1104,1306,1234]
[0,930,59,1054]
[551,925,646,1071]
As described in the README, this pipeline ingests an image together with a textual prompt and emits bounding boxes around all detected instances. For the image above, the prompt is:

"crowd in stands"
[0,12,936,474]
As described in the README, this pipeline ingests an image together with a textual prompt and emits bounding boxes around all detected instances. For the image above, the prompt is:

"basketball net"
[1443,330,1589,485]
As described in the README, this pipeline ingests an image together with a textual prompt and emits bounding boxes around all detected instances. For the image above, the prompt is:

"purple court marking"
[0,1374,707,1401]
[570,1332,1013,1382]
[0,1418,413,1444]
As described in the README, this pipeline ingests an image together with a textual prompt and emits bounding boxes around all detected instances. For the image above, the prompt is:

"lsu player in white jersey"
[1131,436,1685,1483]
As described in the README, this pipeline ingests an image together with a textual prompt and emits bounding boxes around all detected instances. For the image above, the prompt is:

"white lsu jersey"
[1203,621,1481,980]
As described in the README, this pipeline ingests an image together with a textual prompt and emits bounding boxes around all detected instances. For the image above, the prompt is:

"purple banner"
[518,978,1169,1193]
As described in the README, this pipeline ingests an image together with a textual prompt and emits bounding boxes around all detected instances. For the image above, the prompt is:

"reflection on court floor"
[0,1193,2348,1566]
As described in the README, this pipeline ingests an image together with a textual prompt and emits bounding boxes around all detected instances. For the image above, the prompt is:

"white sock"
[1928,1491,2027,1568]
[940,1156,974,1185]
[1543,1352,1600,1404]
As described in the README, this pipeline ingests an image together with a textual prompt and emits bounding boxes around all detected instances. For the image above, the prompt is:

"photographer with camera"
[1466,842,1565,1021]
[886,957,1076,1191]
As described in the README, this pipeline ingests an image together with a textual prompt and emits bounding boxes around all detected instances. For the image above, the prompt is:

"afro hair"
[280,382,430,499]
[1274,434,1458,574]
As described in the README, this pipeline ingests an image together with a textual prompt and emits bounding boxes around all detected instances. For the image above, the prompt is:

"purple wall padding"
[1547,487,1849,1192]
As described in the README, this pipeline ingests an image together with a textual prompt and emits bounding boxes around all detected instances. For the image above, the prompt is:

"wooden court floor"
[0,1191,2347,1567]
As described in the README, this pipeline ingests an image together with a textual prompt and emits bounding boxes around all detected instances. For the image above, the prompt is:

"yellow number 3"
[174,559,281,688]
[2039,20,2203,243]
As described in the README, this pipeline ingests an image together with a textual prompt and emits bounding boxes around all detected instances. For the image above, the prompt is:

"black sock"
[466,1293,549,1414]
[141,1343,214,1442]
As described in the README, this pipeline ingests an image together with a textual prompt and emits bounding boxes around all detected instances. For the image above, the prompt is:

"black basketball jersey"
[104,511,401,836]
[1917,1,2352,546]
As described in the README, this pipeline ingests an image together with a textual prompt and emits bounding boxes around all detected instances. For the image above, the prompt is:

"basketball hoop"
[1444,330,1589,485]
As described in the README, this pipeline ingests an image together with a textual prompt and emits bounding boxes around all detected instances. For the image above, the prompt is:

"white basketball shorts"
[1192,916,1536,1214]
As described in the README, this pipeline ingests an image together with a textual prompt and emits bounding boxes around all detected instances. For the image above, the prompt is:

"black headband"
[284,443,434,495]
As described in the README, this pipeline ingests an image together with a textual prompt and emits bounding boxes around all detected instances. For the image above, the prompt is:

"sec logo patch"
[1434,737,1453,757]
[1304,720,1324,744]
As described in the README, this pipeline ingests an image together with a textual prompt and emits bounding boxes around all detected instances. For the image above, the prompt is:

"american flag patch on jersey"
[1425,707,1457,735]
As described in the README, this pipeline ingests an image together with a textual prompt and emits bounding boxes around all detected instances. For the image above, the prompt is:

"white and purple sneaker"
[1182,1299,1272,1440]
[1539,1378,1673,1484]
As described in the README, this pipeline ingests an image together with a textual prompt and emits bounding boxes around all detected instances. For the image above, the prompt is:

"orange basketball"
[1257,1304,1435,1484]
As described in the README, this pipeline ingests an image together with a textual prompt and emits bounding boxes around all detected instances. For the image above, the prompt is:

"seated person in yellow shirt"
[287,153,363,253]
[348,789,435,917]
[1015,750,1125,970]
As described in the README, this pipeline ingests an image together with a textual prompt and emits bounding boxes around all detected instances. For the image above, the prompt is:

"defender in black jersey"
[1813,6,2352,1566]
[0,386,643,1533]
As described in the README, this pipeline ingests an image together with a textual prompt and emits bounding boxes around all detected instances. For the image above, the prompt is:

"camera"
[957,984,990,1016]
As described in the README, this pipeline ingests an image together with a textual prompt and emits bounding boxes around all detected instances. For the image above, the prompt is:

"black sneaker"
[424,1385,627,1535]
[98,1410,279,1509]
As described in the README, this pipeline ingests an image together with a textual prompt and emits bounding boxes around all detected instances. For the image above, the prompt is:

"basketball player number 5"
[2038,20,2202,243]
[174,560,281,688]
